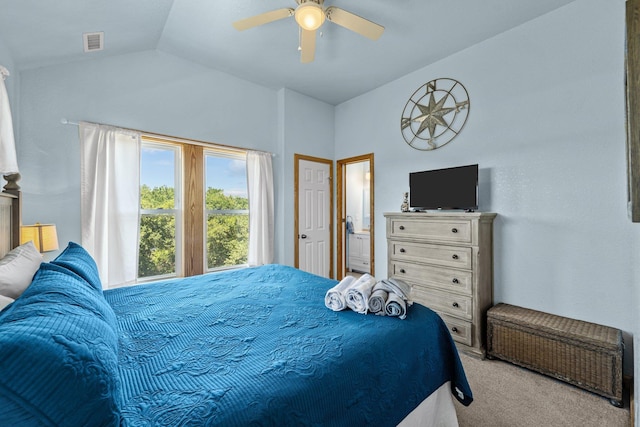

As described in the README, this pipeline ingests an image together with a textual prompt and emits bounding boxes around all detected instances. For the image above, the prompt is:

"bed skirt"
[398,381,459,427]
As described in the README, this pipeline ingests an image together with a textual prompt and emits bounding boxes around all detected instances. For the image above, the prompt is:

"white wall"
[336,0,637,378]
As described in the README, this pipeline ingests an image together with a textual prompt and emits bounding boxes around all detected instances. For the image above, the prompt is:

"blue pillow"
[0,263,122,426]
[52,241,103,292]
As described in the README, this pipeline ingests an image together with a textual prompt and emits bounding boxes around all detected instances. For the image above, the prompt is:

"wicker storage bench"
[486,303,623,406]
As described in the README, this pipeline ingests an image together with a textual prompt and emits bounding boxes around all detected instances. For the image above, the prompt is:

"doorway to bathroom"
[337,153,374,280]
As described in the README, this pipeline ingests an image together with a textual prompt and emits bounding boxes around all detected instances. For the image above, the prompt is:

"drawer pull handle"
[452,302,459,308]
[399,225,405,230]
[452,254,459,260]
[451,228,458,233]
[399,269,406,274]
[399,248,406,253]
[452,278,459,284]
[451,327,458,333]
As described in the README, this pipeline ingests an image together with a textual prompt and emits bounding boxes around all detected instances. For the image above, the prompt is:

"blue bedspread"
[105,264,472,426]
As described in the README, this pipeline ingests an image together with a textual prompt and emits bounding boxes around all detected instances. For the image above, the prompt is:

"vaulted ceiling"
[0,0,576,105]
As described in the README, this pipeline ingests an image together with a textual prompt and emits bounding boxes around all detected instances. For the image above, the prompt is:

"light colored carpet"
[454,352,631,427]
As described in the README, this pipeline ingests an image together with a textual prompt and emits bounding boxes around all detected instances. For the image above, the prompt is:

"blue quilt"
[0,243,122,426]
[0,244,471,427]
[105,264,472,426]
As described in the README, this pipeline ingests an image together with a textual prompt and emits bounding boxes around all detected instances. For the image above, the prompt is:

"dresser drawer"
[389,261,472,295]
[389,240,472,269]
[439,313,472,346]
[385,212,496,358]
[411,286,472,320]
[389,218,472,244]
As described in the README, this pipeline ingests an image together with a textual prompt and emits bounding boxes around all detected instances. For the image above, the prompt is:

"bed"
[0,184,472,426]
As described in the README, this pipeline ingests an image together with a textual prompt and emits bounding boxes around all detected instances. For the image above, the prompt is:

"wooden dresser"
[384,212,496,357]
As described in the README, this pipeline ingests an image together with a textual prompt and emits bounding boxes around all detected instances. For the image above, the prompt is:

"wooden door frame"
[294,153,334,279]
[627,0,640,222]
[337,153,374,280]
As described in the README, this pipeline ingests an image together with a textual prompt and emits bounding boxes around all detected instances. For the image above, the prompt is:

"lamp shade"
[21,223,59,253]
[295,2,325,31]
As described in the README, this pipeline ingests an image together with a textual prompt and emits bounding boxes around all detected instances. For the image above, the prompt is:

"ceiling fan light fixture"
[295,3,325,31]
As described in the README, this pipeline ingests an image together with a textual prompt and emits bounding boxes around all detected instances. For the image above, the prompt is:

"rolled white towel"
[385,292,408,320]
[325,276,357,311]
[375,278,412,303]
[346,274,377,314]
[368,288,388,315]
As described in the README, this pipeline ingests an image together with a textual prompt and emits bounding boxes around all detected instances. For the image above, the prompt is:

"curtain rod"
[60,118,276,157]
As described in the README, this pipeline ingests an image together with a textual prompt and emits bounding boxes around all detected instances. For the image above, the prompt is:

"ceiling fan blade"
[232,8,294,31]
[325,6,384,40]
[300,29,316,63]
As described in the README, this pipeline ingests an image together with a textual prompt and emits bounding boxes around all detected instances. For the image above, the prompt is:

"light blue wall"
[336,0,637,378]
[16,50,335,269]
[17,50,284,258]
[276,88,334,266]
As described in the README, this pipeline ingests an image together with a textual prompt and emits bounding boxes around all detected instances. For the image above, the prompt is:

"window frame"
[204,148,250,272]
[138,140,183,281]
[137,135,249,281]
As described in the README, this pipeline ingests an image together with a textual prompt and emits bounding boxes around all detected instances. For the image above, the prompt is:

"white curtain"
[79,122,141,288]
[0,66,18,175]
[246,151,274,265]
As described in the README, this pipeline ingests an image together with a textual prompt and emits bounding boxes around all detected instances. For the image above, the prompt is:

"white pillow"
[0,294,14,310]
[0,241,43,299]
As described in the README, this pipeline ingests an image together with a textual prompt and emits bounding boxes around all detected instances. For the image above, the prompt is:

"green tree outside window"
[138,185,249,278]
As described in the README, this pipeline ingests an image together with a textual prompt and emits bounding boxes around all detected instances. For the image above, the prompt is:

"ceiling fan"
[232,0,384,63]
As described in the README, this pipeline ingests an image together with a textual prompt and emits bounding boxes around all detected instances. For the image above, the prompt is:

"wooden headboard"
[0,173,21,258]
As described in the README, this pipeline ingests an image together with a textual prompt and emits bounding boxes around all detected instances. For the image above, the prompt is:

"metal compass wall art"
[400,78,470,151]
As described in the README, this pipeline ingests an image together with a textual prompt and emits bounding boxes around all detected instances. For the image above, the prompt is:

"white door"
[297,159,331,277]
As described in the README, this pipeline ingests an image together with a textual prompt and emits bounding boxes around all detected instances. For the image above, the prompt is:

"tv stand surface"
[409,209,475,213]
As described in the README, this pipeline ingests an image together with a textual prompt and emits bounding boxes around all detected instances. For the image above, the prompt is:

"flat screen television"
[409,164,478,211]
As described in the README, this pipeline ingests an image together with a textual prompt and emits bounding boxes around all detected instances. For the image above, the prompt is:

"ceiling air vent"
[83,32,104,53]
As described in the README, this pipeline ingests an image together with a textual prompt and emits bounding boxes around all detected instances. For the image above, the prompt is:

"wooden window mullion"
[183,144,204,276]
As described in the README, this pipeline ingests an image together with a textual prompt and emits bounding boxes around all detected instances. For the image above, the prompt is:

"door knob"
[300,234,307,239]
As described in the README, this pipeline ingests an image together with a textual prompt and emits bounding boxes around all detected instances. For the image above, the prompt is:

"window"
[139,142,182,279]
[205,151,249,270]
[138,136,248,280]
